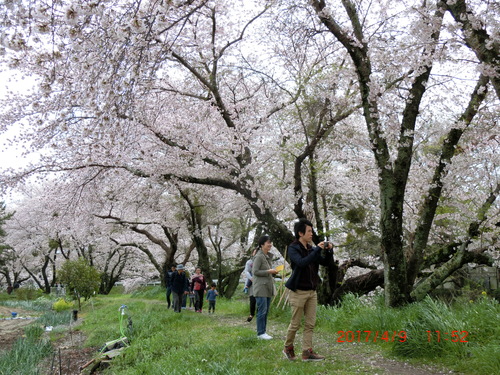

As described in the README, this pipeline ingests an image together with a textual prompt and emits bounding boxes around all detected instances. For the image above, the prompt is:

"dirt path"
[0,306,38,353]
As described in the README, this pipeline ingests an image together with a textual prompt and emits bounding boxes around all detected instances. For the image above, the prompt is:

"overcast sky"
[0,69,38,171]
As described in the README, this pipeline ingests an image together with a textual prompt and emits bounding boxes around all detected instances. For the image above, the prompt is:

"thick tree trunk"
[218,267,244,298]
[411,242,467,301]
[379,176,410,306]
[310,0,444,307]
[180,189,212,281]
[99,250,127,294]
[332,269,384,303]
[318,259,338,305]
[42,255,53,294]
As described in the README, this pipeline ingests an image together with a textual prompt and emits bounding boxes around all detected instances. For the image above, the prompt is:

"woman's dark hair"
[294,218,313,239]
[258,235,271,248]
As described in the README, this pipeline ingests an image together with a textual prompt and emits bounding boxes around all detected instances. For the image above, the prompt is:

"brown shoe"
[283,345,296,361]
[302,348,325,361]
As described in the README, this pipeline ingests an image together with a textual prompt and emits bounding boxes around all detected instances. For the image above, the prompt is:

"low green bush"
[12,287,44,301]
[52,298,74,312]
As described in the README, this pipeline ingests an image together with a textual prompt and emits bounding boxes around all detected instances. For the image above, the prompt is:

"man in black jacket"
[283,218,333,362]
[165,265,176,309]
[170,264,189,313]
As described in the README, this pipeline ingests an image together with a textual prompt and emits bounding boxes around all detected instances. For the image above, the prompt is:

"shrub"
[392,297,468,359]
[13,287,44,301]
[52,298,74,312]
[58,257,101,309]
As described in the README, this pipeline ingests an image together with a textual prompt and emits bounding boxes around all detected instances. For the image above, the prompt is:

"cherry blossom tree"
[309,0,499,305]
[438,0,500,99]
[2,180,140,294]
[0,0,498,307]
[0,201,24,291]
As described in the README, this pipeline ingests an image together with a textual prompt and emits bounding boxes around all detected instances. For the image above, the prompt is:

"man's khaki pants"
[284,289,317,350]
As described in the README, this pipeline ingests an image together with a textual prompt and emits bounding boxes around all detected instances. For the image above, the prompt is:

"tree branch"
[439,0,500,100]
[408,74,490,282]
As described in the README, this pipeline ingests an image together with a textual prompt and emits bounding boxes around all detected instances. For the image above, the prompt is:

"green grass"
[318,293,499,374]
[80,296,366,375]
[72,290,499,375]
[0,288,498,375]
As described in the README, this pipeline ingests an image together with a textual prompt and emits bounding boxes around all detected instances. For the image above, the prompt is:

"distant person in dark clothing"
[165,265,176,309]
[170,264,189,313]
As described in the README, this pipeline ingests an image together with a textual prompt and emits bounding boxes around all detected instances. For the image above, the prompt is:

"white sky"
[0,69,38,171]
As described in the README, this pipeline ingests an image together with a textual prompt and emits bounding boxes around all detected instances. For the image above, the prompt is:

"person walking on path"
[244,249,257,322]
[191,267,207,313]
[165,265,176,309]
[283,218,333,361]
[170,264,190,313]
[206,283,218,313]
[252,235,278,340]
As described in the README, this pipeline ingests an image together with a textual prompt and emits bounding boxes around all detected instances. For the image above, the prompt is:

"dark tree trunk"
[332,269,384,304]
[99,248,128,294]
[218,267,244,298]
[180,189,212,281]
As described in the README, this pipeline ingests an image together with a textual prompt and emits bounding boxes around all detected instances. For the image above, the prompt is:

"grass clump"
[0,324,52,375]
[37,310,74,328]
[392,297,468,358]
[390,295,499,375]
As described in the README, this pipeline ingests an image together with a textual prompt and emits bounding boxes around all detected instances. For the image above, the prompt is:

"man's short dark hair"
[294,218,313,239]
